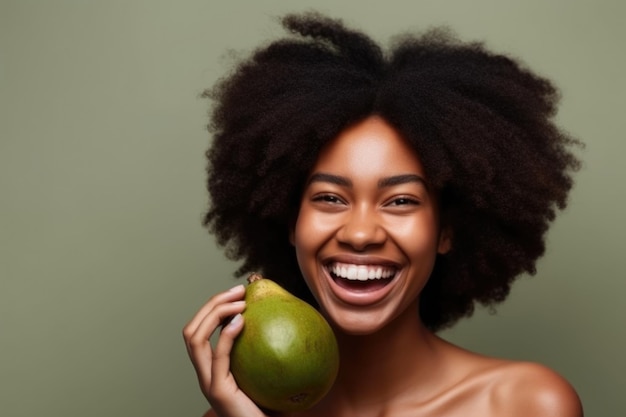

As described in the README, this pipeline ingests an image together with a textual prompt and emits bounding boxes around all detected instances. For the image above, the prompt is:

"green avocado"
[230,273,340,413]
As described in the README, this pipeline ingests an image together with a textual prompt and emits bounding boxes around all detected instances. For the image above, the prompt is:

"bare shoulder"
[490,361,583,417]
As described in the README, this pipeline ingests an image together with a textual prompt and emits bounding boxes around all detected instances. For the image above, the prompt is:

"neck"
[316,302,448,414]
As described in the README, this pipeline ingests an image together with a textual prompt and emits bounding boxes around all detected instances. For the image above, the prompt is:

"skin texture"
[183,117,583,417]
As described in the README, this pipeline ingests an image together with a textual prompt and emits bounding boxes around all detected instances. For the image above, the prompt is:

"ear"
[437,226,452,254]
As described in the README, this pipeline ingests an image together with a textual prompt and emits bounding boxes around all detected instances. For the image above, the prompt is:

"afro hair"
[202,12,581,331]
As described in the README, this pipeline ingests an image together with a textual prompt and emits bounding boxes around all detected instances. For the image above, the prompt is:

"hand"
[183,285,269,417]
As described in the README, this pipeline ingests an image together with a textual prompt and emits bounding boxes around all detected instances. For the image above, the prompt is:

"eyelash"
[386,197,420,207]
[312,194,344,204]
[311,194,420,207]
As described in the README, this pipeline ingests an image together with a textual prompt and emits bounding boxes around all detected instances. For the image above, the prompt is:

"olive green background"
[1,1,623,416]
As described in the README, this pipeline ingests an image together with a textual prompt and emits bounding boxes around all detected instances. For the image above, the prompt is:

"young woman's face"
[292,116,450,335]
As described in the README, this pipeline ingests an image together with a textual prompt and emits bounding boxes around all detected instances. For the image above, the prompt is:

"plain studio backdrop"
[1,1,623,416]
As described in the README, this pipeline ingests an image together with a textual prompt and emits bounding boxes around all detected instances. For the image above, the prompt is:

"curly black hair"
[202,12,581,331]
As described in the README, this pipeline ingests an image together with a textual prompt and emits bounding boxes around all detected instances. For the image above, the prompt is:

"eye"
[382,195,422,212]
[386,197,420,206]
[312,194,345,205]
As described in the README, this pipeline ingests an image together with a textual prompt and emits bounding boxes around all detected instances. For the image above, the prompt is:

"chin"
[323,308,393,336]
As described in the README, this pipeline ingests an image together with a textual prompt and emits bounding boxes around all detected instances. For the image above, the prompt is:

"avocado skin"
[230,275,339,413]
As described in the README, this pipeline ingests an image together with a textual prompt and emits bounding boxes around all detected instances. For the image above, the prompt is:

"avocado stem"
[247,273,264,284]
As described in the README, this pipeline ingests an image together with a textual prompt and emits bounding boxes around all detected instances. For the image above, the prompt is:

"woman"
[183,12,583,417]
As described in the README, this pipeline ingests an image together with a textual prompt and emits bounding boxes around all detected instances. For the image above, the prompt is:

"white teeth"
[330,262,396,281]
[347,265,358,280]
[357,267,368,281]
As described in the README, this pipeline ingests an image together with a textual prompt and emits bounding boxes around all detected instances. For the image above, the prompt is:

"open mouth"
[325,262,397,293]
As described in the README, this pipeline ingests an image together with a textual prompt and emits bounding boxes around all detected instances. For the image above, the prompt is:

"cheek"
[294,208,337,249]
[387,216,441,256]
[292,209,340,288]
[293,211,321,267]
[292,215,324,298]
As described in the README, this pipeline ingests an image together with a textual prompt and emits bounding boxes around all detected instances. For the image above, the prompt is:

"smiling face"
[292,116,450,335]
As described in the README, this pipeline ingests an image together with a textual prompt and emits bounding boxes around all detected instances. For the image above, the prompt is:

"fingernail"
[228,284,245,292]
[228,313,243,327]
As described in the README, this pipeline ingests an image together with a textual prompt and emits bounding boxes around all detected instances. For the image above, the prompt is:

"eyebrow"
[307,172,427,189]
[378,174,427,188]
[307,173,352,187]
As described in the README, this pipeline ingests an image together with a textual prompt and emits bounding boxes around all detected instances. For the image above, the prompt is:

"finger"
[212,312,244,382]
[185,300,246,361]
[183,284,245,336]
[185,300,246,391]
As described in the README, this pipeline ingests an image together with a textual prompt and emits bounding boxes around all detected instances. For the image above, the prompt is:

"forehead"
[312,116,425,177]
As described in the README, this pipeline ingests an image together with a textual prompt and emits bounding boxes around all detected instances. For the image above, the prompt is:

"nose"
[336,204,386,251]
